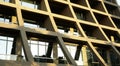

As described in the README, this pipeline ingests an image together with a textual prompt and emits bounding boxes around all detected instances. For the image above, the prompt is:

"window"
[0,36,14,55]
[0,36,16,61]
[24,19,39,28]
[28,40,49,57]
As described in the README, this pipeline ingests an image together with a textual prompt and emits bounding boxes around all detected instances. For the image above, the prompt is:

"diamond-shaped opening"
[54,17,82,36]
[88,0,105,12]
[105,3,120,17]
[73,7,95,23]
[22,10,53,31]
[48,1,73,17]
[81,24,107,40]
[70,0,87,7]
[112,17,120,29]
[94,12,114,27]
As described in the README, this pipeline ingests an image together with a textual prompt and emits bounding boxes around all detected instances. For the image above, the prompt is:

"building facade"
[0,0,120,66]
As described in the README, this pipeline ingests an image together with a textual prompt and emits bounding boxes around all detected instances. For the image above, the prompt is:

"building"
[0,0,120,66]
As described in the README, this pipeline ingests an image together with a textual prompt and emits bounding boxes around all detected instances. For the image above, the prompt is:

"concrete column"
[82,45,88,66]
[15,36,23,61]
[53,43,58,64]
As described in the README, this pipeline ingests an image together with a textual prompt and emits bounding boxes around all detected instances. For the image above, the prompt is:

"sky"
[116,0,120,5]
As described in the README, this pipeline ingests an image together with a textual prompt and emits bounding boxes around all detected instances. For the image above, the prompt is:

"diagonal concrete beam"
[20,27,34,62]
[57,36,77,66]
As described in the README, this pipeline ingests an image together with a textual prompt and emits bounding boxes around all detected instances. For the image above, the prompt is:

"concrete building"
[0,0,120,66]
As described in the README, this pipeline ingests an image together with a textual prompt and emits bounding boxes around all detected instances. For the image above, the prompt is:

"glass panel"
[31,44,38,56]
[0,40,6,54]
[5,19,10,23]
[0,18,4,22]
[58,45,64,58]
[24,22,38,28]
[66,45,76,58]
[4,0,9,2]
[7,41,13,54]
[21,1,34,8]
[8,37,14,41]
[30,40,38,44]
[39,45,47,56]
[0,36,7,40]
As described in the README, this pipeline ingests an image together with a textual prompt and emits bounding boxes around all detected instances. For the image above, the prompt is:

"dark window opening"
[0,5,18,24]
[81,24,107,40]
[94,13,114,27]
[73,7,95,23]
[22,10,51,30]
[88,0,105,12]
[48,1,73,17]
[70,0,87,7]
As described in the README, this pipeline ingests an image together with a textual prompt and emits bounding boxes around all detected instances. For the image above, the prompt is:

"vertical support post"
[53,43,58,64]
[46,42,53,57]
[15,36,23,61]
[74,45,82,60]
[82,45,88,66]
[110,36,114,42]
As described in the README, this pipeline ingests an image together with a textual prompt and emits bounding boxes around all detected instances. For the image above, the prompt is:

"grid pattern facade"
[0,0,120,66]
